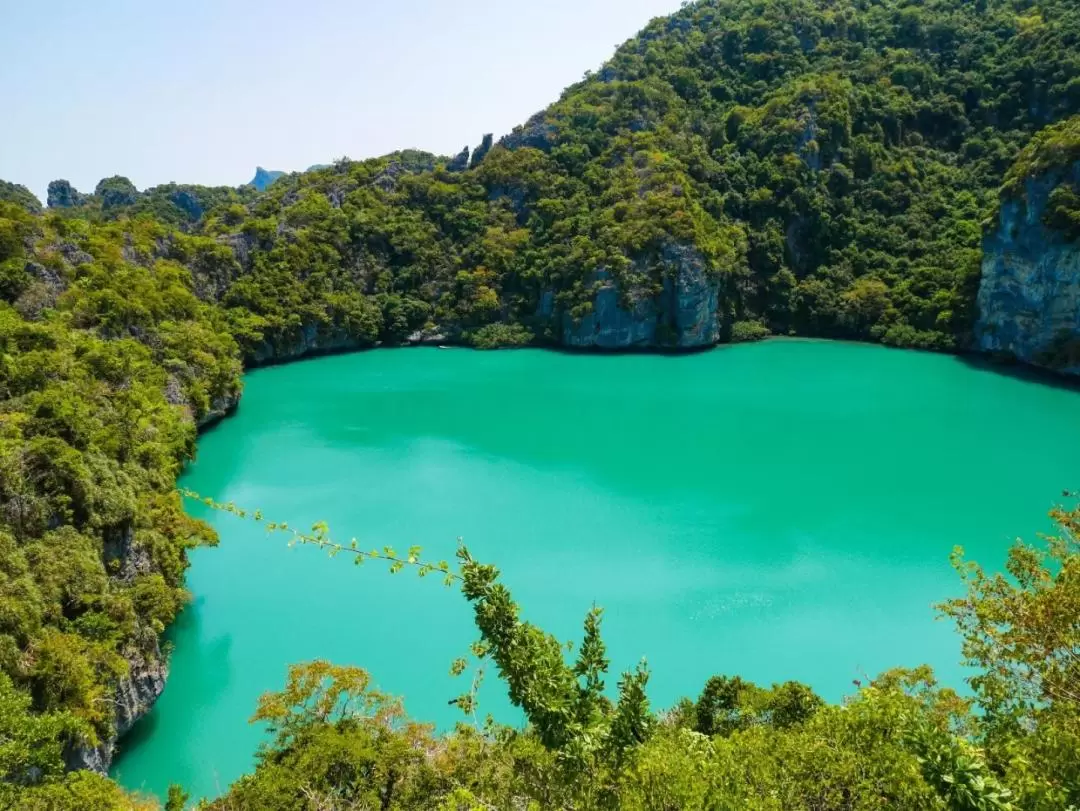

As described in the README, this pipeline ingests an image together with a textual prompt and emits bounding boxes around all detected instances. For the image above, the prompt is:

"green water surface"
[113,341,1080,802]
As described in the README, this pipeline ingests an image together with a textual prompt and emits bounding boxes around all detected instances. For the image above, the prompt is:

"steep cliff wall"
[543,243,721,350]
[976,161,1080,374]
[67,526,170,773]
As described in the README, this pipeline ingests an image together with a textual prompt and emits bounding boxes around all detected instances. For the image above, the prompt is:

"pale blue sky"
[0,0,683,200]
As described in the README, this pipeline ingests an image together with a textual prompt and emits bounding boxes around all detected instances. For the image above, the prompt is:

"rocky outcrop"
[405,326,450,345]
[197,389,242,429]
[46,179,85,209]
[15,260,66,319]
[171,232,248,302]
[170,188,204,221]
[249,322,373,365]
[67,526,169,774]
[554,243,720,349]
[94,176,139,211]
[370,152,441,192]
[0,179,43,214]
[976,161,1080,374]
[66,643,167,777]
[372,162,409,192]
[551,271,657,348]
[500,112,556,152]
[67,645,168,774]
[112,651,167,738]
[470,134,495,168]
[664,244,722,346]
[447,146,471,172]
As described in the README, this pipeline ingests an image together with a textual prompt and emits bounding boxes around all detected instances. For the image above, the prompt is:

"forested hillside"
[178,0,1080,355]
[1,0,1079,807]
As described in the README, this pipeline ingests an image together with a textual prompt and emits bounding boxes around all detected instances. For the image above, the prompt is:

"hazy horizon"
[1,0,682,201]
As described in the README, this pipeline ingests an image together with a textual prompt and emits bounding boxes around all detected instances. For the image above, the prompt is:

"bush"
[467,323,535,349]
[728,320,771,343]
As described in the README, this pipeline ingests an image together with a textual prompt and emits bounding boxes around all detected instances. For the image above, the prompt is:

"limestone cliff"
[46,179,85,209]
[196,389,242,429]
[67,646,168,774]
[67,526,170,774]
[552,243,721,350]
[249,323,373,365]
[976,161,1080,374]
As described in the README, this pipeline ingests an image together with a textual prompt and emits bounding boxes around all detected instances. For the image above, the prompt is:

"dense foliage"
[46,177,256,228]
[164,0,1080,353]
[1,0,1079,807]
[0,201,239,808]
[25,0,1080,359]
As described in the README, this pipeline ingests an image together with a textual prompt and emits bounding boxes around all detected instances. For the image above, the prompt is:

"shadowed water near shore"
[112,341,1080,802]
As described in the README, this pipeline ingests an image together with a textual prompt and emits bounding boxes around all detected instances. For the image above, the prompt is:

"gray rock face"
[103,523,152,581]
[405,327,449,345]
[559,270,659,348]
[170,188,204,220]
[500,112,556,152]
[250,322,370,365]
[15,262,64,319]
[68,525,168,774]
[665,244,722,346]
[56,241,94,267]
[447,146,471,172]
[220,231,257,274]
[114,653,167,739]
[196,390,241,429]
[558,243,720,349]
[94,176,139,211]
[976,162,1080,374]
[46,179,85,208]
[796,107,821,171]
[372,162,408,192]
[67,644,168,774]
[470,134,495,168]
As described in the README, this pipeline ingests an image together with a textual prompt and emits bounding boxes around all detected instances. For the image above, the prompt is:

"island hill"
[247,164,330,192]
[1,0,1080,807]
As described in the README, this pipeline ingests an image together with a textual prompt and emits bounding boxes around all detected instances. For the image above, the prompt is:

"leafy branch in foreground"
[181,489,656,791]
[187,491,1080,811]
[179,488,461,586]
[940,495,1080,716]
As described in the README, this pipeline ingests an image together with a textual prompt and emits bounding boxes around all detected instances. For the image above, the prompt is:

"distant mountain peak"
[248,167,286,191]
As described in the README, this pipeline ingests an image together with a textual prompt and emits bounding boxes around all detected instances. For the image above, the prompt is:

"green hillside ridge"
[99,0,1078,360]
[1,0,1080,807]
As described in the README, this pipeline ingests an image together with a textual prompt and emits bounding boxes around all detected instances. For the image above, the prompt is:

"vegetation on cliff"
[0,182,43,216]
[177,0,1080,353]
[30,0,1080,357]
[1001,115,1080,242]
[0,0,1079,806]
[0,201,239,807]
